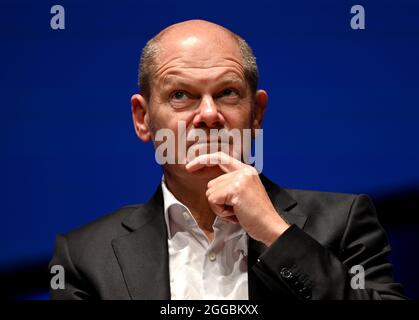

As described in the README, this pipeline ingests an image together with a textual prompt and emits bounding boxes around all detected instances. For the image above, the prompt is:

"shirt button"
[208,252,216,261]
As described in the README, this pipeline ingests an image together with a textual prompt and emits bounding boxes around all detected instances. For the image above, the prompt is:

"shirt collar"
[160,175,246,241]
[161,176,192,239]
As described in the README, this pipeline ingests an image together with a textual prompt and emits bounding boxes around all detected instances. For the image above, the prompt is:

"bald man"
[49,20,405,300]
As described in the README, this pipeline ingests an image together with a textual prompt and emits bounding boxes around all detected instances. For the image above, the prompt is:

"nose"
[193,95,225,129]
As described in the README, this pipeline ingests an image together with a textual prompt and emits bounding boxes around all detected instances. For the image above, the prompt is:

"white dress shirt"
[161,177,249,300]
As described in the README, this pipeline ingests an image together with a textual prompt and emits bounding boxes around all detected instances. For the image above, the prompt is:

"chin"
[189,166,224,180]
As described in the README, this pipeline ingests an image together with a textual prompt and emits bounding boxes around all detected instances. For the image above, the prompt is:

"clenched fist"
[185,152,290,246]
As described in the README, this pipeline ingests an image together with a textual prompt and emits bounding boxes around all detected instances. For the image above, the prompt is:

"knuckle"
[207,194,214,203]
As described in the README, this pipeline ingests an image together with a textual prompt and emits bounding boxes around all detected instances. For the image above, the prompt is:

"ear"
[131,94,152,142]
[252,89,268,130]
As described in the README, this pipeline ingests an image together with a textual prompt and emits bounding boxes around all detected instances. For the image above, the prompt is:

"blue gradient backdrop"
[1,0,418,299]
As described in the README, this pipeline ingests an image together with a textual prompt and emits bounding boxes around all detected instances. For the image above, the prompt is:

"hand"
[185,152,290,246]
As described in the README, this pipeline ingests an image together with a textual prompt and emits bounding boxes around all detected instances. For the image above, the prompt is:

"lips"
[186,137,229,148]
[187,140,231,151]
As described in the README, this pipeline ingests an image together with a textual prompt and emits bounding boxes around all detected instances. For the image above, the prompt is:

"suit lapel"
[248,174,308,264]
[260,174,308,229]
[111,185,170,300]
[248,174,308,299]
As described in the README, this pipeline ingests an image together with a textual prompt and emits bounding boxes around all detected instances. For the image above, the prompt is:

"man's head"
[131,19,268,181]
[138,20,259,102]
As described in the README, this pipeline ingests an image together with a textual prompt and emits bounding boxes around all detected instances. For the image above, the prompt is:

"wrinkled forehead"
[154,28,244,70]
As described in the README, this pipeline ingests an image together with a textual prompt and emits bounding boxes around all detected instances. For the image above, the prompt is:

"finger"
[185,152,244,173]
[206,174,236,197]
[222,215,239,224]
[207,171,237,189]
[209,202,226,215]
[207,185,229,208]
[206,181,238,207]
[210,203,236,218]
[219,207,236,217]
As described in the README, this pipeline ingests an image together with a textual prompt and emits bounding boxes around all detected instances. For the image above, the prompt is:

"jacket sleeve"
[252,194,406,300]
[48,234,94,300]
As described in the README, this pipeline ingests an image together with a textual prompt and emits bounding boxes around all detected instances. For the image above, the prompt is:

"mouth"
[187,139,232,151]
[185,140,239,164]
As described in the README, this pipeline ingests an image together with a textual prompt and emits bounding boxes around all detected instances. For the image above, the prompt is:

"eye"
[171,91,188,101]
[220,88,239,97]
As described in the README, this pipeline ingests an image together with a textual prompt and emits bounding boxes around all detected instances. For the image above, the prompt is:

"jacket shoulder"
[285,188,359,212]
[61,204,141,248]
[282,188,366,247]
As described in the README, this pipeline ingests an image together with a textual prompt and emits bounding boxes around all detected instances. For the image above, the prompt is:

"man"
[49,19,405,300]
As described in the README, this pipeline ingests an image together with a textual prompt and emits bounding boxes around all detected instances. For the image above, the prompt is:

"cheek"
[149,109,194,148]
[148,101,171,131]
[222,109,253,129]
[221,98,253,126]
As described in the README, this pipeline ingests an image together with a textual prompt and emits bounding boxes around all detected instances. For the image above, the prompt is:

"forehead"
[153,33,246,83]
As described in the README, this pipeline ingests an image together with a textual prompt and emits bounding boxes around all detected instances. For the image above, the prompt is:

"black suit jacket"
[49,175,405,300]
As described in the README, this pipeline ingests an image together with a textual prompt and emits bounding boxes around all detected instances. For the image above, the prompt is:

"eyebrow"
[217,74,246,87]
[162,72,246,89]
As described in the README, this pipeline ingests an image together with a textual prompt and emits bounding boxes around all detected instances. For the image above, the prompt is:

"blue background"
[1,0,418,299]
